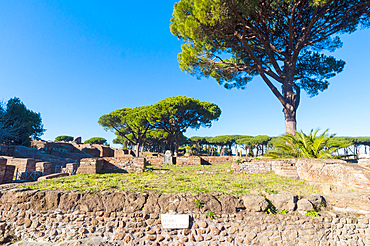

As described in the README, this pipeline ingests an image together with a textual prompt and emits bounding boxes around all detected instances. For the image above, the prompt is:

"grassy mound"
[20,163,314,195]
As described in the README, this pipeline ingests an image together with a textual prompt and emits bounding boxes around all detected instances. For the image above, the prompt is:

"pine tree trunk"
[284,109,297,136]
[135,142,140,158]
[282,83,298,136]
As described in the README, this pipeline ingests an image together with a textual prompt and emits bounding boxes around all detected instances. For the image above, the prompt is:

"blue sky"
[1,1,370,146]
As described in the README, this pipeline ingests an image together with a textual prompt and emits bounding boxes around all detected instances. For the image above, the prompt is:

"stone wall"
[0,189,369,245]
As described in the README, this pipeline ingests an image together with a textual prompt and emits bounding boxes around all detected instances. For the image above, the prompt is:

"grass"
[19,163,314,195]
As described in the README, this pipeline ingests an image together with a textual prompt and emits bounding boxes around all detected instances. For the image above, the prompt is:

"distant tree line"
[187,134,370,158]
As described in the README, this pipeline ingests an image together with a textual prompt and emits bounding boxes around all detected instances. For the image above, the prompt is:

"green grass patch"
[20,163,314,195]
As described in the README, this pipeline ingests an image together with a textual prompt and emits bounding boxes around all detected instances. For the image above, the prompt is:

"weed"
[194,199,204,209]
[205,210,216,219]
[265,199,278,215]
[306,210,320,217]
[265,189,278,194]
[278,210,288,215]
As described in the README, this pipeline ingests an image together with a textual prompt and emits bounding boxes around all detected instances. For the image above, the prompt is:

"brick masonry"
[233,158,370,191]
[146,156,235,166]
[76,157,146,174]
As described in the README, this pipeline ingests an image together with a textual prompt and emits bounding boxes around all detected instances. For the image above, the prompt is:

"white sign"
[160,214,189,229]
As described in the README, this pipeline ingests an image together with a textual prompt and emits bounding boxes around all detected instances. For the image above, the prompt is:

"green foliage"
[194,198,204,209]
[20,163,312,195]
[99,106,152,156]
[170,0,366,90]
[265,199,278,215]
[265,189,278,195]
[84,137,108,145]
[205,210,216,219]
[267,129,341,159]
[149,96,221,155]
[306,210,320,217]
[0,97,45,146]
[171,0,369,133]
[279,210,289,215]
[55,135,74,142]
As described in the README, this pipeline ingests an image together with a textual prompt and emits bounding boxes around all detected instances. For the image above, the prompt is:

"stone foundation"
[0,189,369,245]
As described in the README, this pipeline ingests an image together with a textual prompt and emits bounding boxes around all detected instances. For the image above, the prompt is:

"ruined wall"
[146,156,235,166]
[0,189,369,245]
[201,156,234,165]
[0,159,14,184]
[296,159,370,190]
[102,157,146,173]
[76,157,146,174]
[233,158,370,190]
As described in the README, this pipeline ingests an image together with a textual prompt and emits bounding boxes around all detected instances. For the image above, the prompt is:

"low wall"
[76,157,146,174]
[102,157,146,173]
[232,159,297,176]
[0,189,369,245]
[233,158,370,190]
[201,156,234,165]
[146,156,234,166]
[296,159,370,190]
[0,159,14,184]
[76,158,104,174]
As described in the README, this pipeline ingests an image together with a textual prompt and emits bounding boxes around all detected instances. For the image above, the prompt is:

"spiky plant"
[267,129,341,159]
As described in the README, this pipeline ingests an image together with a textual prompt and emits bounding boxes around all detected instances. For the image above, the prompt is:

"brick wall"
[201,156,234,164]
[102,157,146,173]
[0,158,16,184]
[233,158,370,191]
[76,158,104,174]
[146,156,235,166]
[176,157,202,165]
[296,159,370,190]
[3,165,15,184]
[76,157,146,174]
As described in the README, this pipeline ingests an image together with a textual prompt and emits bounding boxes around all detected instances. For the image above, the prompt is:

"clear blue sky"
[1,1,369,146]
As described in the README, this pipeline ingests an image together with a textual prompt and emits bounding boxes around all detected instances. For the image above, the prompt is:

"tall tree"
[171,0,370,134]
[149,96,221,156]
[1,97,45,146]
[98,106,152,157]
